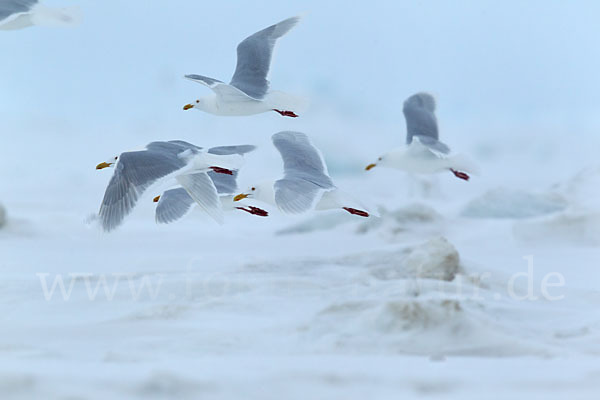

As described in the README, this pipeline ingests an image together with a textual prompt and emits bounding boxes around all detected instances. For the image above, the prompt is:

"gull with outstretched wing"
[182,16,306,118]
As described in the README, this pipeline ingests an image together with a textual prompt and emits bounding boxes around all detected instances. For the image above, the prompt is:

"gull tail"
[266,91,310,116]
[444,153,480,176]
[32,5,82,27]
[199,152,245,172]
[317,188,380,218]
[176,172,224,225]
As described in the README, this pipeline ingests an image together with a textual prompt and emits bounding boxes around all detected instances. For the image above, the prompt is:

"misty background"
[1,0,599,208]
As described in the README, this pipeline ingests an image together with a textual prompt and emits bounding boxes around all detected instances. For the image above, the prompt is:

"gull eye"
[378,157,382,161]
[114,156,118,160]
[251,187,256,191]
[196,100,200,103]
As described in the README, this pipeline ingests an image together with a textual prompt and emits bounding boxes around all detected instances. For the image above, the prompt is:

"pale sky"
[1,0,599,185]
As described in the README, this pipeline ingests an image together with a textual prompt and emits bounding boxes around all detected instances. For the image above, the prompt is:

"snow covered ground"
[2,1,600,399]
[2,122,599,399]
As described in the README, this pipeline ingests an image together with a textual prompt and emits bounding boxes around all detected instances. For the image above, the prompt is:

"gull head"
[183,98,208,111]
[96,156,118,170]
[234,180,274,204]
[366,149,412,171]
[233,185,257,202]
[365,156,384,171]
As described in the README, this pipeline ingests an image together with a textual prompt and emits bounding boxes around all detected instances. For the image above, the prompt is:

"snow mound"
[514,211,600,246]
[307,293,549,357]
[461,188,567,219]
[0,203,6,228]
[513,167,600,245]
[366,237,461,281]
[0,374,35,397]
[357,203,444,239]
[402,237,460,281]
[552,166,600,210]
[133,372,213,398]
[253,236,461,282]
[297,237,558,356]
[277,213,353,235]
[276,203,443,238]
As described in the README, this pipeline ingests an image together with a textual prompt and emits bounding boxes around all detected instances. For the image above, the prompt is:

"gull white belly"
[214,98,268,116]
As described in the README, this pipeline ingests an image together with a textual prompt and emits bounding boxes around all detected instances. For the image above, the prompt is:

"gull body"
[376,139,475,175]
[187,90,302,117]
[235,132,374,218]
[183,16,305,118]
[367,92,477,181]
[0,0,80,30]
[247,178,365,215]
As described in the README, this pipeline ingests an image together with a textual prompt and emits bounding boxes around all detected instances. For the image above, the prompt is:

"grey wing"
[0,0,37,22]
[208,170,238,195]
[208,145,256,156]
[184,74,225,90]
[274,178,327,214]
[155,188,196,224]
[403,92,439,144]
[272,131,334,188]
[176,172,223,224]
[229,16,300,99]
[147,140,201,153]
[413,135,451,155]
[165,140,203,151]
[98,148,187,232]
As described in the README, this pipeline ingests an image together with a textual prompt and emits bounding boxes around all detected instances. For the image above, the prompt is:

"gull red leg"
[209,166,234,175]
[272,109,298,118]
[343,207,369,217]
[450,169,470,181]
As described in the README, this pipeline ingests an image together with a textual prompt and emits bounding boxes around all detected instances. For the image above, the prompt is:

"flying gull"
[366,92,477,181]
[234,131,374,217]
[182,16,305,118]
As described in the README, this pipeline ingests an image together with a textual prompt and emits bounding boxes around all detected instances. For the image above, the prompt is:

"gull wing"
[229,16,300,99]
[403,92,439,144]
[155,188,196,224]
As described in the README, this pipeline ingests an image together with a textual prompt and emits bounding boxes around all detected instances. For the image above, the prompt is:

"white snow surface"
[2,137,600,398]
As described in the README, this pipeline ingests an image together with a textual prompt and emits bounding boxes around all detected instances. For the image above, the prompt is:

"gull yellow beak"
[365,163,377,171]
[153,195,161,203]
[183,104,194,110]
[233,193,249,202]
[96,162,111,170]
